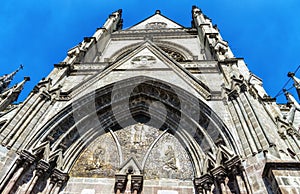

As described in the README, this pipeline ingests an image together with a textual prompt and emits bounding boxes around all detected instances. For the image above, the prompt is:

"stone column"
[52,179,64,194]
[1,150,35,194]
[227,166,241,194]
[7,93,49,148]
[0,158,19,191]
[49,168,69,194]
[194,178,204,194]
[194,174,213,194]
[24,160,50,194]
[211,166,227,194]
[114,174,128,194]
[42,179,55,194]
[2,94,44,146]
[225,156,251,194]
[229,90,258,155]
[131,175,143,194]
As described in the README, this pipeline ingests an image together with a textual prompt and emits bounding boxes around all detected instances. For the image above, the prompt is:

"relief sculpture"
[163,145,178,172]
[116,123,162,163]
[70,124,193,180]
[144,133,193,180]
[91,145,105,169]
[131,55,156,68]
[70,133,119,178]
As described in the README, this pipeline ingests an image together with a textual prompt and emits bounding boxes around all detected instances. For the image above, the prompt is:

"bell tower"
[0,5,300,194]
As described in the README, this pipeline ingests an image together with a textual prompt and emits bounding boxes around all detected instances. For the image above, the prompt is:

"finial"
[287,72,295,77]
[0,65,24,93]
[155,10,161,14]
[15,64,23,73]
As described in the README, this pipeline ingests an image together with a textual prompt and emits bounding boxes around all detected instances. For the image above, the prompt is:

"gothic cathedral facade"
[1,6,300,194]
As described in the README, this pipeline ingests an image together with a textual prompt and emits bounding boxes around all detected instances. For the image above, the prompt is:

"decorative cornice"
[83,37,96,43]
[19,150,36,166]
[111,28,198,40]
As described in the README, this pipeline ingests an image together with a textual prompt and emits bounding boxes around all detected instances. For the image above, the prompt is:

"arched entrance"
[1,76,249,194]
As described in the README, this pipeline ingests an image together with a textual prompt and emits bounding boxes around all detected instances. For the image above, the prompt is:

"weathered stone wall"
[63,178,194,194]
[0,146,17,182]
[263,162,300,194]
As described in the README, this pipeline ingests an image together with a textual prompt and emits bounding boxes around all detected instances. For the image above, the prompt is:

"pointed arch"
[25,76,239,177]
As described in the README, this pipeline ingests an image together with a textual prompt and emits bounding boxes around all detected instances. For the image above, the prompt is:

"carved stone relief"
[160,47,186,62]
[115,123,163,163]
[70,123,193,181]
[70,133,119,178]
[144,133,193,180]
[146,22,167,29]
[131,55,157,68]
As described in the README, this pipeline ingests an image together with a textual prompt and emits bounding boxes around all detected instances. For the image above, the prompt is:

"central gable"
[69,41,211,101]
[128,10,184,30]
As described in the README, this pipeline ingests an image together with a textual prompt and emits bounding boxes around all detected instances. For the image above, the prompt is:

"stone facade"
[0,5,300,194]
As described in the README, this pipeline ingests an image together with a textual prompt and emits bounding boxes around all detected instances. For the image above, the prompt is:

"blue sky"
[0,0,299,103]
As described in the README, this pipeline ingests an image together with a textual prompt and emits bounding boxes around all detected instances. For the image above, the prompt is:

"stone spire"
[192,5,234,61]
[284,89,300,124]
[0,64,23,93]
[287,72,300,100]
[0,76,30,112]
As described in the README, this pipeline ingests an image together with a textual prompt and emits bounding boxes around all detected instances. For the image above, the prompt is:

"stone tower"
[0,6,300,194]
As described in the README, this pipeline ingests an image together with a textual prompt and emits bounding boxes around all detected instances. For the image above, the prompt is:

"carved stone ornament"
[146,22,167,29]
[144,132,194,180]
[131,175,144,193]
[194,174,214,191]
[50,168,69,185]
[70,132,119,178]
[114,174,128,193]
[131,55,157,67]
[36,160,50,177]
[70,123,193,181]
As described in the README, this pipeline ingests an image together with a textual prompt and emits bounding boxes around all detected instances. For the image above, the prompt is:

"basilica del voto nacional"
[0,5,300,194]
